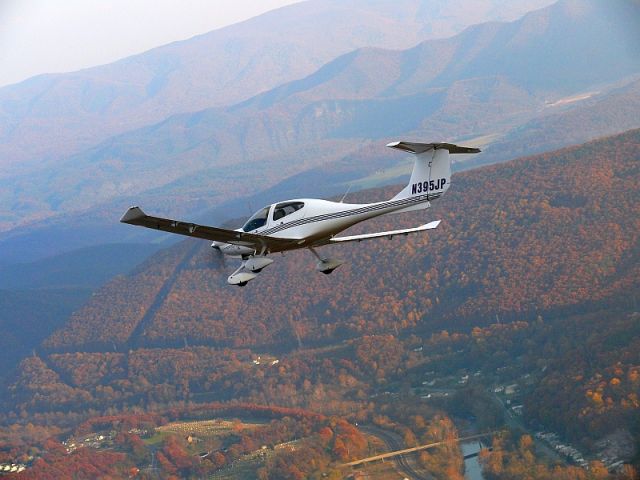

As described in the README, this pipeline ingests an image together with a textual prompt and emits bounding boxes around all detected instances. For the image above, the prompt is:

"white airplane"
[121,141,479,286]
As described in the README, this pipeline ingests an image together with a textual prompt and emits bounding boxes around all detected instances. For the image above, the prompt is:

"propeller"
[211,245,227,270]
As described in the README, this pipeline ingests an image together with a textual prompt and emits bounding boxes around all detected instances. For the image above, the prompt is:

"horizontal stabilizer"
[330,220,441,244]
[387,141,480,154]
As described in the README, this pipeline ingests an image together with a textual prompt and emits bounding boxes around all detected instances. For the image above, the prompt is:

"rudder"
[388,142,480,201]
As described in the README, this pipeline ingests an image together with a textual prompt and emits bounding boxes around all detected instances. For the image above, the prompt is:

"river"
[461,441,485,480]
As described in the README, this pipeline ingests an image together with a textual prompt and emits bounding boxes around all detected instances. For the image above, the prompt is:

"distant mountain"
[1,0,638,237]
[467,77,640,168]
[0,0,554,173]
[1,74,639,265]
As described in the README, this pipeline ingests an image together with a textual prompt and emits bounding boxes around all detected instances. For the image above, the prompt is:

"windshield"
[242,206,271,232]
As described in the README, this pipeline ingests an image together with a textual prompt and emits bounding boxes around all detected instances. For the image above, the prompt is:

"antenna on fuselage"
[339,183,353,203]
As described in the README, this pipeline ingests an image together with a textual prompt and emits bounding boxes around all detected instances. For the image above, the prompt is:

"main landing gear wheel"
[309,247,344,275]
[316,259,343,274]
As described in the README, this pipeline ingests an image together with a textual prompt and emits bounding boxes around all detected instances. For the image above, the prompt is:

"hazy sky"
[0,0,303,87]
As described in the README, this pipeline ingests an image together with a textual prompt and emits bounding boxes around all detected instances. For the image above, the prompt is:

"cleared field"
[143,431,169,446]
[157,418,266,438]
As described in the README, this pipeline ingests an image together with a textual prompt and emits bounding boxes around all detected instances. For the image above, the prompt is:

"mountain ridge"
[2,0,638,236]
[0,0,556,172]
[1,75,639,265]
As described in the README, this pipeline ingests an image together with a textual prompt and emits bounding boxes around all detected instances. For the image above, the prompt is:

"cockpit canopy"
[242,201,305,232]
[242,206,270,232]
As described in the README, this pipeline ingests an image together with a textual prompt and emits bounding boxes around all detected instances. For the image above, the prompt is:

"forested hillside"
[6,126,640,479]
[3,2,640,477]
[43,129,640,353]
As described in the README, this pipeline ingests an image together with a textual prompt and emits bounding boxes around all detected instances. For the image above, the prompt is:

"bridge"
[340,431,497,468]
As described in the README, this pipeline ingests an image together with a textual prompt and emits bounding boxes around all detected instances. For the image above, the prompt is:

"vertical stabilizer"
[387,142,480,201]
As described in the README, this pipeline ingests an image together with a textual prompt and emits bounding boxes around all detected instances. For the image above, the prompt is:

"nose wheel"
[228,269,258,286]
[227,256,274,286]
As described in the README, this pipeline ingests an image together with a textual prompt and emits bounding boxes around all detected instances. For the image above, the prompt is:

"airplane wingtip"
[120,206,145,223]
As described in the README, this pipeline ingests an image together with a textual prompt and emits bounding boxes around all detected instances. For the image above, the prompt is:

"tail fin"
[388,142,480,201]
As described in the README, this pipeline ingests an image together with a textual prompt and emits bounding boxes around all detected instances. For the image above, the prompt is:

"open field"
[157,418,267,438]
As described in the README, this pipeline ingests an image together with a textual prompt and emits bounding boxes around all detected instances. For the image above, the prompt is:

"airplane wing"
[120,206,293,251]
[329,220,441,244]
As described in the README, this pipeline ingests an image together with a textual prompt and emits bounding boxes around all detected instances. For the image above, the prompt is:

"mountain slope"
[2,129,637,465]
[2,73,639,265]
[474,77,640,166]
[0,243,164,381]
[246,0,640,106]
[0,288,90,377]
[43,128,640,352]
[0,243,161,290]
[0,0,555,172]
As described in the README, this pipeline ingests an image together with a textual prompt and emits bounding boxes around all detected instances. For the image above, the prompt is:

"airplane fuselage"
[213,193,436,257]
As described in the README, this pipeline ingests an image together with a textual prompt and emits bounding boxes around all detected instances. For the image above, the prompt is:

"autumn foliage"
[41,129,640,354]
[1,129,639,477]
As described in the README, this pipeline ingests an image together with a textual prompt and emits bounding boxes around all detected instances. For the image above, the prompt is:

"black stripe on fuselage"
[260,193,439,236]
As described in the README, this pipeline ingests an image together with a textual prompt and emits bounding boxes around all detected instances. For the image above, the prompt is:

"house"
[505,384,518,395]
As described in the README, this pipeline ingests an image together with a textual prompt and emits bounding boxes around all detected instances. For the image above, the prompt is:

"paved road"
[488,390,563,464]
